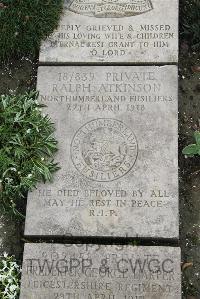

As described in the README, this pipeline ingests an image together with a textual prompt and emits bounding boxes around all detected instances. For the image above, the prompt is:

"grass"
[0,0,63,61]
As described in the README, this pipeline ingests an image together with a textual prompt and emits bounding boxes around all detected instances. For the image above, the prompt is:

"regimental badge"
[71,119,138,182]
[64,0,153,18]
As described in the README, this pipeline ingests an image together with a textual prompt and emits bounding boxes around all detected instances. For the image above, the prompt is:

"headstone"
[24,65,179,239]
[20,243,181,299]
[39,0,178,64]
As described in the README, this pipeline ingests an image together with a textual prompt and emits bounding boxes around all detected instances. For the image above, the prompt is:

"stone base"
[20,243,181,299]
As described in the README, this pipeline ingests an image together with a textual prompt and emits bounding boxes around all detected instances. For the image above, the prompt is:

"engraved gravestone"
[64,0,154,17]
[24,65,179,239]
[20,243,182,299]
[40,0,178,63]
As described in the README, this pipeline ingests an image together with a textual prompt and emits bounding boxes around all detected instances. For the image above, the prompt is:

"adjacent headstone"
[20,243,181,299]
[39,0,178,64]
[25,65,179,239]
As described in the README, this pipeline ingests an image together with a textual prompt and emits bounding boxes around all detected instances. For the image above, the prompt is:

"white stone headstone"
[19,243,182,299]
[24,65,179,239]
[39,0,178,64]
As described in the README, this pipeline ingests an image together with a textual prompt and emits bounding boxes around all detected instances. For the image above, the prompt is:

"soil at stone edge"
[0,57,37,260]
[179,51,200,298]
[0,52,199,297]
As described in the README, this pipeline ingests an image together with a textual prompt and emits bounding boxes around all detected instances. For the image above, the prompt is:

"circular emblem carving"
[64,0,153,18]
[71,118,138,182]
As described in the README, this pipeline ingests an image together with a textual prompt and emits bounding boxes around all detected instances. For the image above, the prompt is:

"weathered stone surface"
[39,0,178,64]
[20,243,181,299]
[25,65,178,239]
